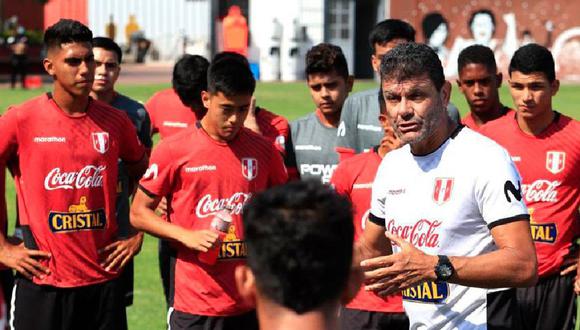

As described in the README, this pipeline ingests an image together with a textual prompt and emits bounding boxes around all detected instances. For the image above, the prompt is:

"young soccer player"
[130,56,288,330]
[330,89,407,329]
[480,44,580,330]
[0,19,147,329]
[457,45,513,131]
[236,180,356,330]
[90,36,153,307]
[146,54,210,139]
[285,43,353,183]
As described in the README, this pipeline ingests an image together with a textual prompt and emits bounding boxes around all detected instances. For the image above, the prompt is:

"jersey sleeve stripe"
[487,213,530,230]
[368,213,386,227]
[138,184,159,198]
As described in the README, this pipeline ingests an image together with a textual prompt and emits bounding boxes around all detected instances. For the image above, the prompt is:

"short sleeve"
[284,124,299,180]
[330,161,352,197]
[136,107,153,149]
[369,160,388,226]
[0,109,19,163]
[335,95,357,155]
[118,113,146,163]
[475,146,529,229]
[138,141,176,198]
[144,97,159,136]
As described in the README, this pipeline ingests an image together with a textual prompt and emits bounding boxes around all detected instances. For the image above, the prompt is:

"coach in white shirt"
[357,43,537,330]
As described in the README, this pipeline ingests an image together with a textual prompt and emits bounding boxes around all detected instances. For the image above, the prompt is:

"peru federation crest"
[91,132,110,154]
[242,158,258,181]
[546,151,566,174]
[433,178,454,205]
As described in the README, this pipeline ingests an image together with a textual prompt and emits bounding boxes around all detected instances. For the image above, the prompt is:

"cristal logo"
[385,219,441,248]
[44,166,106,191]
[195,192,252,218]
[521,180,560,202]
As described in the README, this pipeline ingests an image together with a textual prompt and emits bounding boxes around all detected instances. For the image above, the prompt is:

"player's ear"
[201,91,211,109]
[235,265,257,306]
[440,81,451,107]
[346,75,354,93]
[550,79,560,97]
[496,72,503,88]
[43,58,55,77]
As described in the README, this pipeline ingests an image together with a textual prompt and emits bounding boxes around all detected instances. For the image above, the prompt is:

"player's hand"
[380,126,402,152]
[560,247,579,276]
[361,232,438,296]
[0,238,51,280]
[155,197,167,216]
[575,271,580,295]
[243,97,262,134]
[99,232,144,272]
[180,230,220,252]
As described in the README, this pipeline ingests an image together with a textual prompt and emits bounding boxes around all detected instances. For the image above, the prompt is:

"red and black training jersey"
[330,148,404,313]
[139,122,287,316]
[480,112,580,277]
[0,94,145,287]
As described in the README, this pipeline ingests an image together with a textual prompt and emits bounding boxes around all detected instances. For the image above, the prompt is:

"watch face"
[439,264,453,278]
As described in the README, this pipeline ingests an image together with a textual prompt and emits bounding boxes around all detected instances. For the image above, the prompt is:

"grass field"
[1,81,579,329]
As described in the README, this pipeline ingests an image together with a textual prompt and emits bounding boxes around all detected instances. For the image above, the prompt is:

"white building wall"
[88,0,211,62]
[250,0,323,80]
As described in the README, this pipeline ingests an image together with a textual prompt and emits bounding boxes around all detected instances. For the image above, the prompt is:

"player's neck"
[315,108,340,128]
[51,85,90,116]
[410,115,457,156]
[257,299,340,330]
[90,89,116,105]
[516,108,555,136]
[470,102,504,127]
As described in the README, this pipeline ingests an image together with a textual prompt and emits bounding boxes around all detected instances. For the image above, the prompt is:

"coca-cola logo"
[44,165,106,191]
[385,219,441,248]
[521,180,560,203]
[195,192,252,218]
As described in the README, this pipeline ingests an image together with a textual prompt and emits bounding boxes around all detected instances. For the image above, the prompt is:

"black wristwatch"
[434,255,455,281]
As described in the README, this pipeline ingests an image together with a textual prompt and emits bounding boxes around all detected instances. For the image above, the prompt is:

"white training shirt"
[370,126,528,329]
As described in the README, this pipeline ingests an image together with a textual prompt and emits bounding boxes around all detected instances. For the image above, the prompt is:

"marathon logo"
[218,225,247,260]
[402,281,449,303]
[48,196,106,233]
[530,223,557,243]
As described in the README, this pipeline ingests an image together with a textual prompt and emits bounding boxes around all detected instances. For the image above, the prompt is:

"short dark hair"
[172,54,210,107]
[369,19,415,52]
[305,43,349,79]
[469,9,496,35]
[92,37,122,63]
[243,180,354,314]
[509,43,555,82]
[380,43,445,91]
[378,86,387,115]
[212,51,250,67]
[422,12,448,42]
[207,54,255,96]
[458,44,497,73]
[44,19,92,50]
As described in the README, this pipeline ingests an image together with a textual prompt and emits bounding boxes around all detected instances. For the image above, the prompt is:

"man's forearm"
[449,247,537,288]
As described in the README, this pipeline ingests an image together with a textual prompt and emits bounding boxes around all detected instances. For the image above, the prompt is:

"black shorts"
[516,272,575,330]
[159,238,176,305]
[339,307,409,330]
[11,276,127,330]
[119,259,134,306]
[168,309,258,330]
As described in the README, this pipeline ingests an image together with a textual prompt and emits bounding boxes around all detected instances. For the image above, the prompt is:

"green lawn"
[1,81,579,329]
